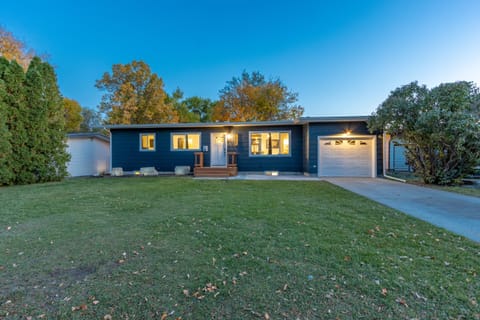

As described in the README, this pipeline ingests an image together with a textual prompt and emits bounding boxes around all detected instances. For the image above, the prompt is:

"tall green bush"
[0,56,69,185]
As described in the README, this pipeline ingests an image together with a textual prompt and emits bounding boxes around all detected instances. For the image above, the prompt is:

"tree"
[213,71,303,122]
[96,60,178,124]
[80,107,102,132]
[368,81,480,185]
[0,26,34,70]
[184,96,215,122]
[63,97,83,132]
[0,57,32,184]
[24,57,69,182]
[0,72,13,184]
[166,88,197,123]
[166,88,215,123]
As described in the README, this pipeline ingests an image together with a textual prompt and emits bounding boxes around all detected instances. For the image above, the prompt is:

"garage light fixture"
[342,129,352,137]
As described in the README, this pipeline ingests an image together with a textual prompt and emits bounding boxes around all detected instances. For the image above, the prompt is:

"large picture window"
[140,133,155,151]
[249,131,290,156]
[172,133,201,151]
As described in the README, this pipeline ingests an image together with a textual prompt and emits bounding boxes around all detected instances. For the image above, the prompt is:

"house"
[387,138,411,172]
[66,133,110,177]
[107,116,385,177]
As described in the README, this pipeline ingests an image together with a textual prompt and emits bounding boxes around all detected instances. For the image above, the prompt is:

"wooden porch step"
[194,167,238,177]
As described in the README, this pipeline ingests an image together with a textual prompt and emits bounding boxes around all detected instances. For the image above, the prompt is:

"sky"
[1,0,479,116]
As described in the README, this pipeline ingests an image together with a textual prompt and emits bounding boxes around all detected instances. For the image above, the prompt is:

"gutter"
[383,173,407,183]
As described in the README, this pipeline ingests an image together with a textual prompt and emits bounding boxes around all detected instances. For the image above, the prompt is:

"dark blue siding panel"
[232,125,303,172]
[111,125,304,173]
[112,128,216,171]
[111,121,382,175]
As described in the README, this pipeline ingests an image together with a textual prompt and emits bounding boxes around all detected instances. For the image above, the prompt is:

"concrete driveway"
[325,178,480,243]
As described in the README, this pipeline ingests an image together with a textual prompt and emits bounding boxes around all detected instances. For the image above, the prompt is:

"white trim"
[317,134,377,178]
[170,132,202,151]
[248,130,292,157]
[109,133,113,173]
[139,133,156,152]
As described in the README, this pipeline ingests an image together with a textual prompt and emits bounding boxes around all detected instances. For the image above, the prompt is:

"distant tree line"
[95,61,303,125]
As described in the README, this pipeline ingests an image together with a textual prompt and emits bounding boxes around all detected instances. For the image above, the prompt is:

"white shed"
[67,133,110,177]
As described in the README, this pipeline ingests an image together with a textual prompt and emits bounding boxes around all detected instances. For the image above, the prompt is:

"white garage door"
[318,137,375,177]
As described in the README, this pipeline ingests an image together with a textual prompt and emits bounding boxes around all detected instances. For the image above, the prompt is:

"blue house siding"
[112,127,221,171]
[109,118,382,176]
[231,125,303,172]
[111,125,304,172]
[306,121,374,174]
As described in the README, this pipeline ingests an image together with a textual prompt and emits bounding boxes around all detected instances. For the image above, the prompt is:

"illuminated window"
[249,131,290,156]
[172,133,201,150]
[140,133,155,151]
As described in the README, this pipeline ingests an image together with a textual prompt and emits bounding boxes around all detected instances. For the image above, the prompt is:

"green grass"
[0,178,478,319]
[387,171,480,198]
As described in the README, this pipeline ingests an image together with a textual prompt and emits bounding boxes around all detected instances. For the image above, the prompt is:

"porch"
[193,152,238,177]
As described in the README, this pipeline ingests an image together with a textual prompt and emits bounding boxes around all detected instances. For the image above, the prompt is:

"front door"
[211,133,227,167]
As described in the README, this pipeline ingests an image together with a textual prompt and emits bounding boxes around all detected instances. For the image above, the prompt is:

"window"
[140,133,155,151]
[249,131,290,156]
[172,133,201,150]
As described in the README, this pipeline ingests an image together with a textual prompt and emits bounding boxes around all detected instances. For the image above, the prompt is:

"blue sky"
[1,0,479,116]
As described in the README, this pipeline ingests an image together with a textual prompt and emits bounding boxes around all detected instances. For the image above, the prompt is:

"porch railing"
[194,152,238,168]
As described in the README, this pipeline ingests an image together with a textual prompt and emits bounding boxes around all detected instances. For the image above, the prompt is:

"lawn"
[0,178,478,319]
[386,171,480,198]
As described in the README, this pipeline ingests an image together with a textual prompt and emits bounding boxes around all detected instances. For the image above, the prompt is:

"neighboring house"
[382,136,411,172]
[388,139,411,172]
[66,133,110,177]
[107,116,384,177]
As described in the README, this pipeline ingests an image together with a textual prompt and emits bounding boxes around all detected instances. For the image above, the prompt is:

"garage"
[318,136,376,177]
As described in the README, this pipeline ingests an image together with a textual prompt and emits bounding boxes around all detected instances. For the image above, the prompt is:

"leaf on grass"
[381,288,388,296]
[413,292,427,302]
[264,312,270,319]
[204,283,218,293]
[395,297,408,307]
[192,291,205,300]
[37,315,46,319]
[93,300,100,305]
[72,304,88,312]
[161,312,168,320]
[117,259,125,264]
[182,289,189,297]
[103,315,112,320]
[344,256,351,262]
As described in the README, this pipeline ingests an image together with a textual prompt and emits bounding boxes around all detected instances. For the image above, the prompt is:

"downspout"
[382,132,406,183]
